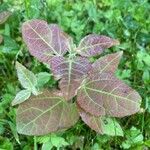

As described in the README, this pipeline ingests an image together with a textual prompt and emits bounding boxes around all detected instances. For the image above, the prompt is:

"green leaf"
[16,62,37,92]
[102,118,123,136]
[24,0,41,19]
[36,72,51,87]
[42,141,53,150]
[85,1,98,22]
[146,97,150,113]
[37,135,51,144]
[0,123,5,134]
[16,90,79,135]
[121,127,143,149]
[12,89,31,106]
[142,70,150,83]
[0,35,3,44]
[2,35,19,53]
[145,140,150,147]
[0,137,13,150]
[50,134,69,148]
[91,143,101,150]
[8,121,20,144]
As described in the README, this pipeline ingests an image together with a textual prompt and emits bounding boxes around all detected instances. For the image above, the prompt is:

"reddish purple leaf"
[78,106,103,133]
[22,20,72,63]
[76,34,119,57]
[77,72,141,117]
[59,78,82,101]
[50,56,91,100]
[92,51,123,74]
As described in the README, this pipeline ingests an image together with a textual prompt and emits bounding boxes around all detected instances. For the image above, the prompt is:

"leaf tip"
[11,102,17,107]
[113,39,120,45]
[11,102,15,106]
[118,50,123,56]
[15,61,21,68]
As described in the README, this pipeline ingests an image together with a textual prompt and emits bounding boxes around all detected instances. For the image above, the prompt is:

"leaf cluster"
[13,19,141,136]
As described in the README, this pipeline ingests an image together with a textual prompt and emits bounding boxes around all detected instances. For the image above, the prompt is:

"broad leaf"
[102,118,123,136]
[76,34,119,57]
[12,90,31,106]
[77,72,141,117]
[121,127,143,149]
[50,56,91,100]
[16,90,79,135]
[91,51,123,74]
[36,72,51,87]
[42,142,53,150]
[78,107,123,136]
[0,11,11,24]
[16,62,37,91]
[50,134,69,147]
[0,35,3,44]
[22,20,72,63]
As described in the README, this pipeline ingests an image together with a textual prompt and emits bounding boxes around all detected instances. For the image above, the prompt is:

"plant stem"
[34,136,37,150]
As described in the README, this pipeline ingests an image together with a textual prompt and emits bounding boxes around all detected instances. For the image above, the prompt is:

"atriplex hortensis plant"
[12,19,142,136]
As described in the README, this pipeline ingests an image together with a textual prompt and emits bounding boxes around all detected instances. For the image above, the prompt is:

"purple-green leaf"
[78,106,123,136]
[77,72,141,117]
[0,11,11,24]
[76,34,119,57]
[16,90,79,135]
[50,56,91,100]
[22,20,72,63]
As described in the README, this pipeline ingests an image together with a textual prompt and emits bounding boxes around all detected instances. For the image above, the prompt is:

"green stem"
[34,136,37,150]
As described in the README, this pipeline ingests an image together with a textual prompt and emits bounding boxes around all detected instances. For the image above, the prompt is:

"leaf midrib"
[79,41,117,52]
[27,23,59,56]
[17,63,36,89]
[85,87,139,104]
[86,52,122,85]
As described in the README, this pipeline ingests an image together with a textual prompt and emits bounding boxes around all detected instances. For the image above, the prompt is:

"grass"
[0,0,150,149]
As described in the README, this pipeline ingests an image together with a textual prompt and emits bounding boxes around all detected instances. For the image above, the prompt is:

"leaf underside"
[77,72,141,117]
[16,90,79,135]
[50,56,91,100]
[16,62,37,90]
[12,89,31,106]
[76,34,119,57]
[22,20,72,63]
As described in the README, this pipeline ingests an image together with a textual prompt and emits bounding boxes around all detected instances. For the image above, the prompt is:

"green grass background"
[0,0,150,149]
